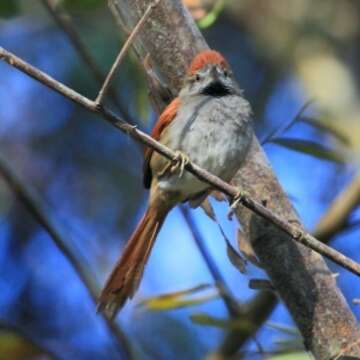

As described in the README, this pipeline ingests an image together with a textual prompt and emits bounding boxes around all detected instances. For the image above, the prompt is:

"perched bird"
[98,49,253,318]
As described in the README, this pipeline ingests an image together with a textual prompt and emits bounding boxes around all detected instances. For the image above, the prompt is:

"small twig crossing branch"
[40,0,136,124]
[1,46,360,278]
[180,206,241,316]
[95,0,160,105]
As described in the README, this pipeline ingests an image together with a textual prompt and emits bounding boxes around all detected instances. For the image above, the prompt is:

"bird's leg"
[228,189,248,220]
[158,151,190,178]
[170,151,190,177]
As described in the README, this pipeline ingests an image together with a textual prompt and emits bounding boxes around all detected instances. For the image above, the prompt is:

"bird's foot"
[228,189,247,220]
[170,151,190,177]
[159,151,190,178]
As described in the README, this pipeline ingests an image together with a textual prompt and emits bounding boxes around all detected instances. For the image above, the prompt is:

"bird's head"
[180,50,239,98]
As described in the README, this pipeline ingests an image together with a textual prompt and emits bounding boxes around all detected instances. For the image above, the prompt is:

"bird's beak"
[209,65,221,84]
[202,65,230,96]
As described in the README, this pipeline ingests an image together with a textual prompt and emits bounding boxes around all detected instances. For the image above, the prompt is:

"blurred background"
[0,0,360,359]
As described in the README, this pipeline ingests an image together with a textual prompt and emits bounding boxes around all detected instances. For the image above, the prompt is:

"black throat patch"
[202,81,232,97]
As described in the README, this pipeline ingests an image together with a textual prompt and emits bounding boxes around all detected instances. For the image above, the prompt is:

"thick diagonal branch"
[107,1,360,358]
[0,47,358,279]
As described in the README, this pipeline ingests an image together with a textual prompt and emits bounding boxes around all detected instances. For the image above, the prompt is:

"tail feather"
[97,206,167,318]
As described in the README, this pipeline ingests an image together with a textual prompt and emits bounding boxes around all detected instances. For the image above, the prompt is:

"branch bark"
[1,46,358,277]
[218,171,360,357]
[108,1,360,358]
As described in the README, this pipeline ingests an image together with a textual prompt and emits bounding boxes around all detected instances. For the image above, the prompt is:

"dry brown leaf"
[237,229,262,268]
[200,197,217,221]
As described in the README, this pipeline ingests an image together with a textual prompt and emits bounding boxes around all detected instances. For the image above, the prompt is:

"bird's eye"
[223,70,229,77]
[195,74,201,81]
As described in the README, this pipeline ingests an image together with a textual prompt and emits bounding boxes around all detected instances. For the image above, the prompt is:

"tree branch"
[40,0,136,125]
[106,1,360,358]
[218,171,360,357]
[95,0,160,105]
[315,173,360,242]
[0,46,358,279]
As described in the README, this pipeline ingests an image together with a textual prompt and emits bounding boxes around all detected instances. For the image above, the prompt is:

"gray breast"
[159,94,253,195]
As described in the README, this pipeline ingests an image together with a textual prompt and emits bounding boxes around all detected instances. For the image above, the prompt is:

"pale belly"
[157,94,253,198]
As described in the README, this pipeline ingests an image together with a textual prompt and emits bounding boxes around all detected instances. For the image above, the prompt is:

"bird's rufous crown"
[188,50,229,75]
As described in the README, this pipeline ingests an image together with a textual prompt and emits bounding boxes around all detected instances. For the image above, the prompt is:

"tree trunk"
[108,0,360,358]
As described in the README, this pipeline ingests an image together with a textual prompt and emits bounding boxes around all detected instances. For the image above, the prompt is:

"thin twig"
[40,0,136,125]
[95,0,160,105]
[261,99,314,145]
[1,47,360,278]
[180,206,241,316]
[0,156,133,359]
[314,172,360,241]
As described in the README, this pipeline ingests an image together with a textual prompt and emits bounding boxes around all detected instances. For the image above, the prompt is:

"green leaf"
[197,0,226,29]
[261,100,314,145]
[302,116,350,145]
[266,322,300,336]
[271,138,347,163]
[138,284,219,311]
[0,330,44,359]
[0,0,19,18]
[190,312,254,331]
[269,352,311,360]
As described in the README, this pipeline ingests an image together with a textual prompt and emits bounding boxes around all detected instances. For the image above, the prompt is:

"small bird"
[98,49,253,318]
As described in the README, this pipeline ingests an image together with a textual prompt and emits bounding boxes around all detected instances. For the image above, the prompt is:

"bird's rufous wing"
[143,97,180,188]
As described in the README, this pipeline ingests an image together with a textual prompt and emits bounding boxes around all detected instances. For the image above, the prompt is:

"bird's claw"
[170,151,190,178]
[228,190,246,220]
[158,151,190,178]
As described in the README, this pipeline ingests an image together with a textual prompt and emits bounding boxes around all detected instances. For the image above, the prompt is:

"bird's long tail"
[97,202,170,319]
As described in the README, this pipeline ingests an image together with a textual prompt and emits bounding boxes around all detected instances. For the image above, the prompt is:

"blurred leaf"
[200,198,217,221]
[301,116,350,145]
[266,322,305,356]
[138,284,220,311]
[266,322,300,336]
[0,0,19,18]
[249,278,274,291]
[197,0,225,28]
[62,0,103,10]
[225,236,247,273]
[261,100,314,145]
[271,138,347,163]
[0,330,45,360]
[237,229,261,268]
[190,312,254,331]
[269,352,311,360]
[211,190,226,202]
[196,197,247,273]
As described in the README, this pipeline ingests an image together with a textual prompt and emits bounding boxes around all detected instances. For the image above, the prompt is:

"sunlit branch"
[1,46,360,279]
